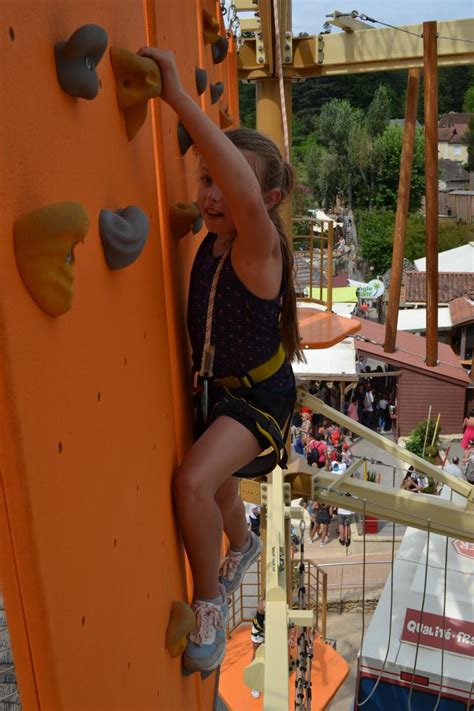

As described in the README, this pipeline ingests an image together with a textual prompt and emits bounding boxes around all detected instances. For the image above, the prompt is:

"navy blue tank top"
[187,233,294,392]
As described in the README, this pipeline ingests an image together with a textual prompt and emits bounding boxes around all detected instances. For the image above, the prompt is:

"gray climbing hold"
[55,24,108,100]
[99,206,149,270]
[210,82,224,105]
[195,67,208,96]
[178,122,194,155]
[212,35,229,65]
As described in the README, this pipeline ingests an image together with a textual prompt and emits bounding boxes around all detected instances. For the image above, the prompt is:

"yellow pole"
[256,78,293,243]
[431,414,441,448]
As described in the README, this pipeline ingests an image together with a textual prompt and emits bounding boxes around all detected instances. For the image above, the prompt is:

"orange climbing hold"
[165,601,196,658]
[202,9,220,44]
[110,47,161,140]
[13,201,89,317]
[169,203,202,239]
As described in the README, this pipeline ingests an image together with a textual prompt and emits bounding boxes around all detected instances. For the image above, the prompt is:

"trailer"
[355,493,473,710]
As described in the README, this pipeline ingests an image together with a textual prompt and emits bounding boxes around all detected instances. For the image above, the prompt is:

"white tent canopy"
[396,307,452,332]
[292,338,357,380]
[414,242,474,272]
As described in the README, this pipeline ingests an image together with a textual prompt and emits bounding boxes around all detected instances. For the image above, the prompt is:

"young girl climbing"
[138,47,301,674]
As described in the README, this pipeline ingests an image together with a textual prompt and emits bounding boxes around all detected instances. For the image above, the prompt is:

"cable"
[407,521,431,711]
[432,536,449,711]
[357,474,397,706]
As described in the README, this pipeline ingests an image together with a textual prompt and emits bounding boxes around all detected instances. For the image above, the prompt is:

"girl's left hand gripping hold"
[138,47,185,109]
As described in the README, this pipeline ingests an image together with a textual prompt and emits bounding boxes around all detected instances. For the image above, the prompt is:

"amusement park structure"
[0,1,472,710]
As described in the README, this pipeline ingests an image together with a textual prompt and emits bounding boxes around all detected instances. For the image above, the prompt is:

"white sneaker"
[251,689,261,699]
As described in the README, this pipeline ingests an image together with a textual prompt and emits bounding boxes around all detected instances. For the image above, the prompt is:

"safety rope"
[407,521,431,711]
[271,0,290,162]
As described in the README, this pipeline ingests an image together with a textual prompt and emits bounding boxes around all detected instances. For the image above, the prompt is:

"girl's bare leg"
[215,476,249,551]
[173,416,261,600]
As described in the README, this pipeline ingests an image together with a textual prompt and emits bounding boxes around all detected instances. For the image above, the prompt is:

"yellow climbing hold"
[165,601,196,658]
[13,201,89,317]
[110,47,161,140]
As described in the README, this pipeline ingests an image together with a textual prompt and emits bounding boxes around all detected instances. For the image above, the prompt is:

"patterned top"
[187,232,294,392]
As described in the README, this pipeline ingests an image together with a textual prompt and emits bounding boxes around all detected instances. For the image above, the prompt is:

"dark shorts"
[337,514,353,527]
[316,510,331,524]
[195,382,296,479]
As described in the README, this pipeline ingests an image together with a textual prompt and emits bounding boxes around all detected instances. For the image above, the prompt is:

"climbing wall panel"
[0,1,239,709]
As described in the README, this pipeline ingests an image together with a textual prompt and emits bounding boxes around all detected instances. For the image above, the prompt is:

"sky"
[291,1,473,35]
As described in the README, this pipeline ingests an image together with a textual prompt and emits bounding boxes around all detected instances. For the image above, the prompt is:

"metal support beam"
[297,388,474,505]
[238,19,474,79]
[286,460,474,542]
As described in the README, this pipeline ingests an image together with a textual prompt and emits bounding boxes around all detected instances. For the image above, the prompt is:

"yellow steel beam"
[298,388,474,506]
[286,460,474,542]
[238,18,474,79]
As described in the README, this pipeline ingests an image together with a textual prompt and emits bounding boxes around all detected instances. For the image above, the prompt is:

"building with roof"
[438,158,470,192]
[353,318,470,436]
[437,112,472,163]
[414,242,474,272]
[449,295,474,363]
[401,271,474,305]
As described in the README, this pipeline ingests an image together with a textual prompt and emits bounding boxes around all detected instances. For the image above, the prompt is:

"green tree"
[366,85,391,138]
[371,124,425,211]
[464,115,474,171]
[463,86,474,113]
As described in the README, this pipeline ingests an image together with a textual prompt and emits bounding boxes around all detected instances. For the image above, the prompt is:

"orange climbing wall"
[0,2,238,709]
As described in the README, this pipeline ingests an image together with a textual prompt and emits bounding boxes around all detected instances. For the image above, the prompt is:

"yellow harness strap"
[214,343,286,390]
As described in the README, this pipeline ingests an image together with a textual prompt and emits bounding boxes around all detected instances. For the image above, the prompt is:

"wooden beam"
[424,22,439,367]
[384,69,420,354]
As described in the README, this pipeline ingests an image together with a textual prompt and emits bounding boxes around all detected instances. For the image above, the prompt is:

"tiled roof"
[449,295,474,326]
[439,158,469,182]
[439,112,473,128]
[353,317,469,384]
[403,271,474,303]
[438,127,455,142]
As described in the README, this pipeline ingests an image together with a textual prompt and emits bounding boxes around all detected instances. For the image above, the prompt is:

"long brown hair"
[225,127,303,362]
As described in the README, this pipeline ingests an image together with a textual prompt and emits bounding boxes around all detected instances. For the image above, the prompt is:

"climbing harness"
[214,342,286,390]
[198,248,229,422]
[195,242,291,476]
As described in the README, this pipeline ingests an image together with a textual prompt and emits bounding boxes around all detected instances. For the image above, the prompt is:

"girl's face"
[197,162,236,235]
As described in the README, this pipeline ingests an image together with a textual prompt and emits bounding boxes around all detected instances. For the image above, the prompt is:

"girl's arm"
[139,48,280,262]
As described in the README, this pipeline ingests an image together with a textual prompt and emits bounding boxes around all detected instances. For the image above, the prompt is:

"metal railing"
[318,559,393,610]
[293,218,334,309]
[228,557,328,640]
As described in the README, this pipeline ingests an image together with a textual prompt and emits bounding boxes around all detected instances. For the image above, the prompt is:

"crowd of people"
[300,376,396,434]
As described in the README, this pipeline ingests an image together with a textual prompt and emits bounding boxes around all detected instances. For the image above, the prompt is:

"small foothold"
[211,35,229,64]
[202,9,220,44]
[169,203,201,240]
[177,122,193,156]
[195,67,208,96]
[219,105,234,129]
[210,82,224,105]
[165,601,196,657]
[110,47,161,140]
[99,206,149,269]
[55,24,108,99]
[13,201,89,316]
